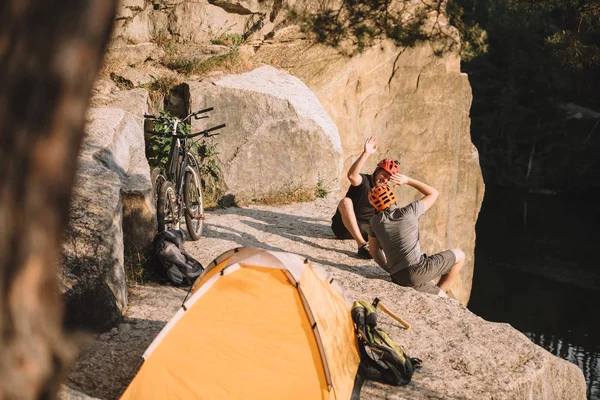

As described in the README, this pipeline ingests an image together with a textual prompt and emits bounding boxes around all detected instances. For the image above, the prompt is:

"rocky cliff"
[54,1,589,398]
[61,0,482,329]
[102,0,483,306]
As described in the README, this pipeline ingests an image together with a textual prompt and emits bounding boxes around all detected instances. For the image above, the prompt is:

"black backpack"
[351,300,422,386]
[153,229,203,286]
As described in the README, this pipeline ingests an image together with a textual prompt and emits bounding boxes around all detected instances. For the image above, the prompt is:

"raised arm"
[390,174,439,211]
[347,136,378,186]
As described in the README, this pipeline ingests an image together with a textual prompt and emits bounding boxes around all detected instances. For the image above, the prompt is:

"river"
[467,187,600,399]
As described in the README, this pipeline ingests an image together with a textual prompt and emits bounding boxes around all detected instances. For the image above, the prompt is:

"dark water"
[468,188,600,399]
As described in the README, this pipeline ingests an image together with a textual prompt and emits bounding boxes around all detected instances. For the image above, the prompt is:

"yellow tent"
[120,247,360,400]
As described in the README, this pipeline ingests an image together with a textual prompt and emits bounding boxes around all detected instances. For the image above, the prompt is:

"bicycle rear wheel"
[157,181,179,232]
[183,166,204,241]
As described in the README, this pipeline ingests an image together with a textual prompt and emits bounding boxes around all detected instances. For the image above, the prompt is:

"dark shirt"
[345,173,375,225]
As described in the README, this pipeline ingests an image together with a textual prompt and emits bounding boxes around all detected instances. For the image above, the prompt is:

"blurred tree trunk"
[0,1,116,399]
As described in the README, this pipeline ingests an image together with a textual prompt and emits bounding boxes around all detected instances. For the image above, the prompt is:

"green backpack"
[351,300,422,386]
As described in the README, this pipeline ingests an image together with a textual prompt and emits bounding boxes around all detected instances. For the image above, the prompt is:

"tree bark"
[0,1,116,398]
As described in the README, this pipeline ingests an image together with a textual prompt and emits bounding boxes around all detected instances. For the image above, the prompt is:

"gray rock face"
[185,65,343,202]
[60,91,155,331]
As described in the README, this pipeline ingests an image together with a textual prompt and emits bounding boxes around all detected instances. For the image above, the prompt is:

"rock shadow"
[203,222,389,281]
[214,206,332,238]
[206,205,355,258]
[67,316,170,400]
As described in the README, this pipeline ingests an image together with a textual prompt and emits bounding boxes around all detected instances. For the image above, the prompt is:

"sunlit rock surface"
[59,91,155,331]
[185,65,343,203]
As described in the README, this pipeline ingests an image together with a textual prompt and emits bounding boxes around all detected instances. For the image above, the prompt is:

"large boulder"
[60,90,155,331]
[185,65,343,202]
[253,33,484,306]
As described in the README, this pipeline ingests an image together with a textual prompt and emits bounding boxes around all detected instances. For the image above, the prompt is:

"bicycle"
[144,108,225,241]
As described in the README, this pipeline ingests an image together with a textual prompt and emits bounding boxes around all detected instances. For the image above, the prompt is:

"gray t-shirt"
[369,200,425,275]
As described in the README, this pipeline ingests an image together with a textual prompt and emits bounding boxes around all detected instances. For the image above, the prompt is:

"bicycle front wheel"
[183,167,204,241]
[157,181,179,232]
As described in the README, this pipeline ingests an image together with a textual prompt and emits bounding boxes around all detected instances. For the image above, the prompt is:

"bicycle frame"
[165,120,192,221]
[144,108,225,237]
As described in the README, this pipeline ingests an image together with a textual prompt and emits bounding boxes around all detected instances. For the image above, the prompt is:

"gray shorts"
[391,250,457,294]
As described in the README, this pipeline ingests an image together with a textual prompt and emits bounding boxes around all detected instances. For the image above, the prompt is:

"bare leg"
[338,197,366,247]
[437,249,465,291]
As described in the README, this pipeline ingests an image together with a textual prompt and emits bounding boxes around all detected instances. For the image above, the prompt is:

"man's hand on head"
[364,136,378,155]
[389,174,409,186]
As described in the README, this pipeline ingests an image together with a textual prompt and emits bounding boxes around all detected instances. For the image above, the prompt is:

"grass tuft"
[246,186,317,206]
[161,50,251,76]
[315,174,330,198]
[124,250,154,287]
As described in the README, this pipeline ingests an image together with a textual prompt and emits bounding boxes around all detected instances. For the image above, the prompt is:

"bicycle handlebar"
[198,123,226,136]
[193,107,214,118]
[144,107,215,122]
[148,123,226,139]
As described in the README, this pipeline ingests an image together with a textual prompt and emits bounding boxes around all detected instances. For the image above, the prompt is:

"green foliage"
[197,142,221,178]
[124,251,153,287]
[146,110,190,170]
[159,32,247,76]
[146,110,224,201]
[289,0,458,55]
[315,174,329,198]
[447,0,600,192]
[446,1,488,61]
[448,0,600,70]
[547,29,600,71]
[211,33,246,48]
[162,57,197,75]
[161,51,242,76]
[195,141,223,207]
[289,0,600,191]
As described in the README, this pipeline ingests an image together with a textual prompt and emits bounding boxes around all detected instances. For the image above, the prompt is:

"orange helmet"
[377,158,400,175]
[369,185,397,212]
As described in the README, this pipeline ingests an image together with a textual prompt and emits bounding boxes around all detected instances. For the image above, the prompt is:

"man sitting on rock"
[330,136,401,259]
[367,177,465,297]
